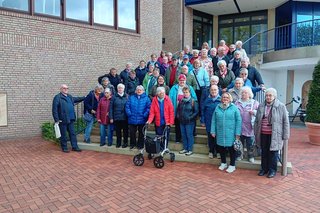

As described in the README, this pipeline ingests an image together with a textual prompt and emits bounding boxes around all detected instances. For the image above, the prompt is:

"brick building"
[0,0,162,139]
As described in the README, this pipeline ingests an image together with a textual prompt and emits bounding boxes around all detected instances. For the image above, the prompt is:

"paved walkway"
[0,127,320,212]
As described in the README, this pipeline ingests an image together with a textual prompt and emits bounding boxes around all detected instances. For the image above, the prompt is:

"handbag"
[233,139,243,152]
[54,123,61,138]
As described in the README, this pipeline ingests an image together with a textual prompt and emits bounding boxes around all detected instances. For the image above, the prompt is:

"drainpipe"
[181,0,185,50]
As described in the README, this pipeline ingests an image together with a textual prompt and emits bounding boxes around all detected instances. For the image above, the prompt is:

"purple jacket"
[235,99,259,137]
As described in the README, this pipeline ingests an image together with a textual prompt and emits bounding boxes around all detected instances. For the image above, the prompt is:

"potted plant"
[305,61,320,145]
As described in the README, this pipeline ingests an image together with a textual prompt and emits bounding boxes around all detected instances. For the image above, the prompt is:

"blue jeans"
[108,124,114,146]
[180,123,195,152]
[99,123,108,146]
[239,135,254,159]
[84,118,95,142]
[59,121,78,151]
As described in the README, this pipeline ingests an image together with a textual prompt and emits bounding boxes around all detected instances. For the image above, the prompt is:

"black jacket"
[177,98,199,124]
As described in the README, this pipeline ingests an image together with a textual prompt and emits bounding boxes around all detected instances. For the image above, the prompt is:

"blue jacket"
[84,90,100,115]
[179,61,193,73]
[211,103,242,147]
[125,93,151,125]
[177,98,199,124]
[135,66,148,85]
[52,93,85,124]
[169,84,197,116]
[200,95,221,132]
[236,65,264,86]
[127,77,139,96]
[109,93,128,121]
[191,67,210,90]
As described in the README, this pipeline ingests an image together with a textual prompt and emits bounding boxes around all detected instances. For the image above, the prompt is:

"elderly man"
[179,55,193,73]
[52,84,85,153]
[120,62,134,90]
[212,46,230,72]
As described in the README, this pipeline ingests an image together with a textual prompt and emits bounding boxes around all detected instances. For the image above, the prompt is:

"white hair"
[265,88,277,99]
[239,68,248,74]
[210,75,219,82]
[95,84,103,91]
[136,85,145,92]
[235,77,244,84]
[240,86,253,99]
[235,40,243,46]
[104,87,111,93]
[156,86,166,94]
[217,60,227,67]
[241,57,250,63]
[117,83,125,89]
[193,49,199,54]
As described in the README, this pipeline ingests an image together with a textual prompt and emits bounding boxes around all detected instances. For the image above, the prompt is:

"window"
[66,0,89,22]
[0,0,139,33]
[0,0,28,11]
[118,0,136,30]
[94,0,114,26]
[35,0,60,17]
[192,10,213,50]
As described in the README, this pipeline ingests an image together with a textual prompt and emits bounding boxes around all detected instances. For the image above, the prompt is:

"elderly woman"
[235,40,247,58]
[192,59,210,104]
[125,85,151,149]
[143,67,160,96]
[149,75,170,100]
[83,84,103,144]
[235,86,259,162]
[109,83,128,148]
[228,77,244,103]
[200,49,213,77]
[200,75,222,106]
[97,88,112,147]
[147,87,174,144]
[215,60,235,92]
[177,86,199,156]
[254,88,290,178]
[100,77,116,95]
[190,49,200,64]
[169,74,197,143]
[228,50,242,74]
[127,70,140,96]
[211,92,242,173]
[201,85,221,159]
[176,65,197,91]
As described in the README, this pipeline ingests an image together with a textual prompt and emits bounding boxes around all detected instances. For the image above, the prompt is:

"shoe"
[249,157,255,163]
[116,145,121,148]
[185,151,193,156]
[72,148,82,152]
[100,143,106,147]
[226,165,236,173]
[218,163,228,171]
[216,153,221,159]
[258,170,267,176]
[107,143,112,147]
[208,152,214,159]
[236,157,242,161]
[130,146,135,150]
[175,141,180,144]
[179,149,187,154]
[62,149,70,153]
[122,144,128,148]
[267,171,276,178]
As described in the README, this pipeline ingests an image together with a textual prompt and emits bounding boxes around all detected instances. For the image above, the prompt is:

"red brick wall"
[0,0,163,139]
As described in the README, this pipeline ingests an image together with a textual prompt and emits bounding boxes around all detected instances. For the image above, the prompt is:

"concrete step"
[77,142,292,173]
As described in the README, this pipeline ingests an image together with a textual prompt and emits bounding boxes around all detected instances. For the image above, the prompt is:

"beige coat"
[254,99,290,151]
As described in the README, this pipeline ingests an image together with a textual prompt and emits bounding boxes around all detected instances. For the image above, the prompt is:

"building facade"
[0,0,163,139]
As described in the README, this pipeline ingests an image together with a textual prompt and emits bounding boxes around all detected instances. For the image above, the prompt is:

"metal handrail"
[243,18,320,55]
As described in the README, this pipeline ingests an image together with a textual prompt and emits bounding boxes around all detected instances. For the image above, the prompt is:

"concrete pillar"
[213,15,219,47]
[267,9,276,51]
[286,70,294,115]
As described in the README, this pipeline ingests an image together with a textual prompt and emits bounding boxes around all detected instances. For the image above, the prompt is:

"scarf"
[220,68,227,78]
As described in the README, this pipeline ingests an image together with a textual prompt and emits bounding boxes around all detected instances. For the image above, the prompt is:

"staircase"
[77,124,292,173]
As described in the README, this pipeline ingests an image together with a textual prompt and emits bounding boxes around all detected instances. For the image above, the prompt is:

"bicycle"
[285,96,306,123]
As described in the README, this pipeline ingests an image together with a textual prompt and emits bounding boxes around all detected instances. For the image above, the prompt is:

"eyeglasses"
[62,87,68,89]
[222,96,229,99]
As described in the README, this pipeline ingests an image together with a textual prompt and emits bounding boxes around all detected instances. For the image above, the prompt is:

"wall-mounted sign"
[0,93,8,126]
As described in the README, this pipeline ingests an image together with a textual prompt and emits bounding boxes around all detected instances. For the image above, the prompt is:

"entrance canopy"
[185,0,288,15]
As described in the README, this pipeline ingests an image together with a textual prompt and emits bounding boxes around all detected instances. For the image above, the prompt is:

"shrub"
[305,61,320,123]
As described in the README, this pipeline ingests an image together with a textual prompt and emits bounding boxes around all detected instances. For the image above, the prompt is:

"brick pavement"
[0,127,320,212]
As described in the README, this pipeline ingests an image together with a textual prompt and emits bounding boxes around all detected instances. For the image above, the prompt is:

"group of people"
[52,40,290,178]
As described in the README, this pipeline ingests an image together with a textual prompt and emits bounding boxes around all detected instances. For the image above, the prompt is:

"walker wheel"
[153,156,164,169]
[133,154,144,166]
[170,153,175,162]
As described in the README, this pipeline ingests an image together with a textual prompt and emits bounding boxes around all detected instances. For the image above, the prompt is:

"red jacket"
[148,95,174,126]
[97,96,111,125]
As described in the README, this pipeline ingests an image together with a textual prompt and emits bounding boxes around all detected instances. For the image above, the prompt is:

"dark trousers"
[261,134,278,173]
[114,120,128,146]
[217,145,236,166]
[207,132,217,154]
[155,125,170,148]
[174,117,181,142]
[129,124,144,149]
[195,89,202,116]
[59,121,78,150]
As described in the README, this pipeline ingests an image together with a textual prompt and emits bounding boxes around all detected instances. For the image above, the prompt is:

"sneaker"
[185,151,193,156]
[249,157,255,163]
[208,152,214,159]
[226,165,236,173]
[179,149,187,154]
[216,153,221,159]
[218,163,228,171]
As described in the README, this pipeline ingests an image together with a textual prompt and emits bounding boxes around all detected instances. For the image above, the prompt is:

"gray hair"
[235,77,244,84]
[218,46,225,52]
[117,83,125,89]
[210,47,217,52]
[193,49,199,54]
[210,75,219,82]
[136,85,145,92]
[126,62,132,66]
[241,57,250,63]
[239,68,248,74]
[235,40,243,46]
[104,87,111,93]
[217,60,227,67]
[101,77,109,83]
[156,86,166,94]
[240,86,253,99]
[234,50,241,56]
[265,88,277,99]
[95,84,104,91]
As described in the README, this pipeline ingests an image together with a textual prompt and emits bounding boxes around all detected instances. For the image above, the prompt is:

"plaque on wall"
[0,93,8,126]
